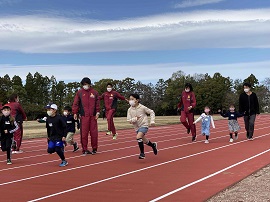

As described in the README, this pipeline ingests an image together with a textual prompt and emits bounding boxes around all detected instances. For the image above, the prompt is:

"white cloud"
[0,0,21,6]
[174,0,225,8]
[0,8,270,53]
[1,60,270,83]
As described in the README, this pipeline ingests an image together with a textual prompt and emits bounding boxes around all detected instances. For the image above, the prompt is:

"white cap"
[50,104,58,110]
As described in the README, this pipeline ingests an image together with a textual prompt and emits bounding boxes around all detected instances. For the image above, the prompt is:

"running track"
[1,115,270,202]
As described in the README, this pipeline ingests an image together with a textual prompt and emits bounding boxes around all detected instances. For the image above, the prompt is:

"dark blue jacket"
[220,111,243,120]
[61,114,79,133]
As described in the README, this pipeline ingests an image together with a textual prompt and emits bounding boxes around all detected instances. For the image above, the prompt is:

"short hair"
[243,82,251,88]
[63,106,72,112]
[80,77,91,85]
[107,83,113,87]
[184,83,193,91]
[129,93,140,100]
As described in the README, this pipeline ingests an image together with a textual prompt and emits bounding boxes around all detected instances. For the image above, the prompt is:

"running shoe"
[139,153,145,159]
[59,160,68,167]
[152,142,158,155]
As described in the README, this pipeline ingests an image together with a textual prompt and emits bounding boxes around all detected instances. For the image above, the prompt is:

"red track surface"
[1,115,270,202]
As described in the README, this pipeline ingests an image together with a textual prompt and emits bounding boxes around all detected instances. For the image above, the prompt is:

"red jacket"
[6,102,27,123]
[99,91,125,110]
[177,91,196,113]
[72,87,100,117]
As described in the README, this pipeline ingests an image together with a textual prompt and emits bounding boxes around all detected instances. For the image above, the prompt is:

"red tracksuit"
[72,87,100,152]
[6,102,27,151]
[178,91,197,136]
[99,91,125,135]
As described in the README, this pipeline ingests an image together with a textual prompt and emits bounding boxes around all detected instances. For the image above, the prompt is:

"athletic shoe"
[234,134,238,140]
[7,159,12,165]
[112,133,118,140]
[139,153,145,159]
[73,142,79,152]
[15,150,23,154]
[82,150,92,155]
[12,151,16,154]
[192,136,196,142]
[187,128,191,134]
[92,149,97,155]
[59,160,68,167]
[106,131,112,135]
[204,140,209,144]
[152,142,158,155]
[248,138,254,141]
[229,138,234,143]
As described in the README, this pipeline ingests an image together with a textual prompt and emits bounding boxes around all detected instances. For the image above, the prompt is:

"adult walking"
[72,77,100,155]
[7,94,27,153]
[239,82,260,140]
[177,83,197,142]
[99,83,128,140]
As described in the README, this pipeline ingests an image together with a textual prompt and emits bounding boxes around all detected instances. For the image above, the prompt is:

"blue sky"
[0,0,270,84]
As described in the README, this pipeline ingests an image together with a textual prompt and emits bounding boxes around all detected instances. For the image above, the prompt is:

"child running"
[127,94,158,159]
[193,106,215,144]
[218,104,243,143]
[0,105,19,165]
[45,103,68,167]
[62,106,80,152]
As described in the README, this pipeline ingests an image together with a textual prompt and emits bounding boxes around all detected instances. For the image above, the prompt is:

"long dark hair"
[184,83,193,92]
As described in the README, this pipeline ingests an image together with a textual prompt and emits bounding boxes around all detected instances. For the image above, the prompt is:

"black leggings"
[1,137,12,160]
[47,146,65,160]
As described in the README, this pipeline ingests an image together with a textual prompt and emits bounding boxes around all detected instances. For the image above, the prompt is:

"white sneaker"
[229,138,234,143]
[15,150,23,154]
[12,151,16,154]
[204,140,209,144]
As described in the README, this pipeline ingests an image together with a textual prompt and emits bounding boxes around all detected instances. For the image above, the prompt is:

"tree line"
[0,71,269,120]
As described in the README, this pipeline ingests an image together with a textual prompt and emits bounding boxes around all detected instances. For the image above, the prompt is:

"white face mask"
[204,109,210,113]
[129,100,136,107]
[47,110,53,117]
[229,108,235,111]
[83,85,89,90]
[244,88,250,93]
[107,88,112,92]
[2,111,10,117]
[185,89,190,93]
[63,111,68,116]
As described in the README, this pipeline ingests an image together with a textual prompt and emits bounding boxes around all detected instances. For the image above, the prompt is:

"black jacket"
[61,114,79,133]
[0,115,19,139]
[46,114,67,141]
[220,111,243,120]
[239,92,260,116]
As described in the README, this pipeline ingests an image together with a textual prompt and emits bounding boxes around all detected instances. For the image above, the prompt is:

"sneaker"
[205,140,209,144]
[12,151,16,154]
[7,159,12,165]
[187,128,191,134]
[92,149,97,155]
[192,136,196,142]
[234,134,238,140]
[106,131,112,135]
[82,150,92,155]
[73,142,79,152]
[152,142,158,155]
[112,133,118,140]
[139,153,145,159]
[229,138,234,143]
[59,160,68,167]
[15,150,23,154]
[248,138,254,141]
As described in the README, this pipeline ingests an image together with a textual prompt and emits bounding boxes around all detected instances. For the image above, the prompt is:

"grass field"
[22,115,224,139]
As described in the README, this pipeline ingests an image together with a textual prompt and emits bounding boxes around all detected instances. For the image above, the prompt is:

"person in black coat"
[239,82,260,140]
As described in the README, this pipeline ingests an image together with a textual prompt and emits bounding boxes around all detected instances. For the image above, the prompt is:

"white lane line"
[26,133,270,201]
[150,148,270,202]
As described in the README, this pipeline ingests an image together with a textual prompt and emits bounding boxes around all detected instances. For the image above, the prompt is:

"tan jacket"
[127,104,155,131]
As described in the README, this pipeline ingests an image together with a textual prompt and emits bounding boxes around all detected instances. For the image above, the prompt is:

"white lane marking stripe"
[27,133,270,202]
[150,148,270,202]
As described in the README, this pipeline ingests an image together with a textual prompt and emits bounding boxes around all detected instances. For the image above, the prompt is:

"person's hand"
[4,130,8,134]
[188,106,192,110]
[74,114,78,120]
[95,112,100,120]
[62,137,66,142]
[218,109,221,113]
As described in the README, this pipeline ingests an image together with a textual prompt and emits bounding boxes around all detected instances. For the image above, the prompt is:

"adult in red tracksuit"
[7,94,27,153]
[177,83,197,142]
[72,77,100,155]
[99,83,127,139]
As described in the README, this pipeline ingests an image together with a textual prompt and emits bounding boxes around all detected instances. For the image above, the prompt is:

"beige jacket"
[127,104,155,131]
